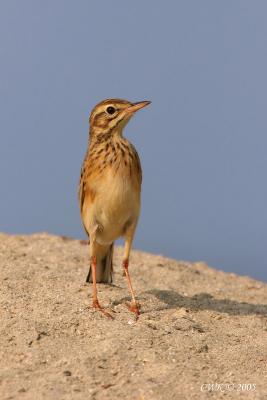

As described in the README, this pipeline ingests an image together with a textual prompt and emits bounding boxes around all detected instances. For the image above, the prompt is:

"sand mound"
[0,233,266,399]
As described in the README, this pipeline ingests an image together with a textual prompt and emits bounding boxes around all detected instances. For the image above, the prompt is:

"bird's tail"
[86,243,114,283]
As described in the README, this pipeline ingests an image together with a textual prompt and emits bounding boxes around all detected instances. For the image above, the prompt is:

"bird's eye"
[106,106,116,115]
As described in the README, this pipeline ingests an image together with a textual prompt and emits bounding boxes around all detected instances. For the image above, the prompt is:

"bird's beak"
[125,101,151,114]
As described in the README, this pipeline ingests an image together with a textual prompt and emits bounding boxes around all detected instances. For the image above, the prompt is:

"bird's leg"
[123,236,140,319]
[90,255,99,308]
[90,255,113,319]
[123,259,140,319]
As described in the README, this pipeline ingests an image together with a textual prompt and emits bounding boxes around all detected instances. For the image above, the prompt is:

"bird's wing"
[78,164,86,214]
[79,159,97,236]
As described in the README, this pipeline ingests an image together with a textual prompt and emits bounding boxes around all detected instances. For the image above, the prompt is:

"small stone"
[173,308,189,318]
[192,324,205,333]
[111,370,118,376]
[147,322,157,330]
[198,344,209,353]
[102,383,114,389]
[63,370,72,376]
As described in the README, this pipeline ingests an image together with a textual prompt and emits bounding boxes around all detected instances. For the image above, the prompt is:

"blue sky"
[0,1,266,280]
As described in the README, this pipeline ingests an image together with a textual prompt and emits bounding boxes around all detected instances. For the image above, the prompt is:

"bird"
[79,98,150,319]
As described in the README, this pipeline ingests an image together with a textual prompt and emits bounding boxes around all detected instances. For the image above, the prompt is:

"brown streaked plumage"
[79,98,150,319]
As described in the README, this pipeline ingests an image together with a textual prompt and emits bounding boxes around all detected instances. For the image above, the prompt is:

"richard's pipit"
[79,98,150,318]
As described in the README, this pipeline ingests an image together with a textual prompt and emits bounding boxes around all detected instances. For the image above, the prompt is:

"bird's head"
[89,98,151,139]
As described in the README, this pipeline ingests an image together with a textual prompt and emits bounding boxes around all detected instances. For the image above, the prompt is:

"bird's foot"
[91,299,114,319]
[128,302,140,321]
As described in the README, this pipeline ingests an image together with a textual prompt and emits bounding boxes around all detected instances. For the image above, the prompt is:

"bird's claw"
[91,299,114,319]
[128,302,140,320]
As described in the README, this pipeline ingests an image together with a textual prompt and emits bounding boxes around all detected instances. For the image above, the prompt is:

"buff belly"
[83,170,140,245]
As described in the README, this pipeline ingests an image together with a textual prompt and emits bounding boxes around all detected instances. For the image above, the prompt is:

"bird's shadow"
[142,289,267,316]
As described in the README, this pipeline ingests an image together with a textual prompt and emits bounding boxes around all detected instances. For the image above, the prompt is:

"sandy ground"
[0,233,266,400]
